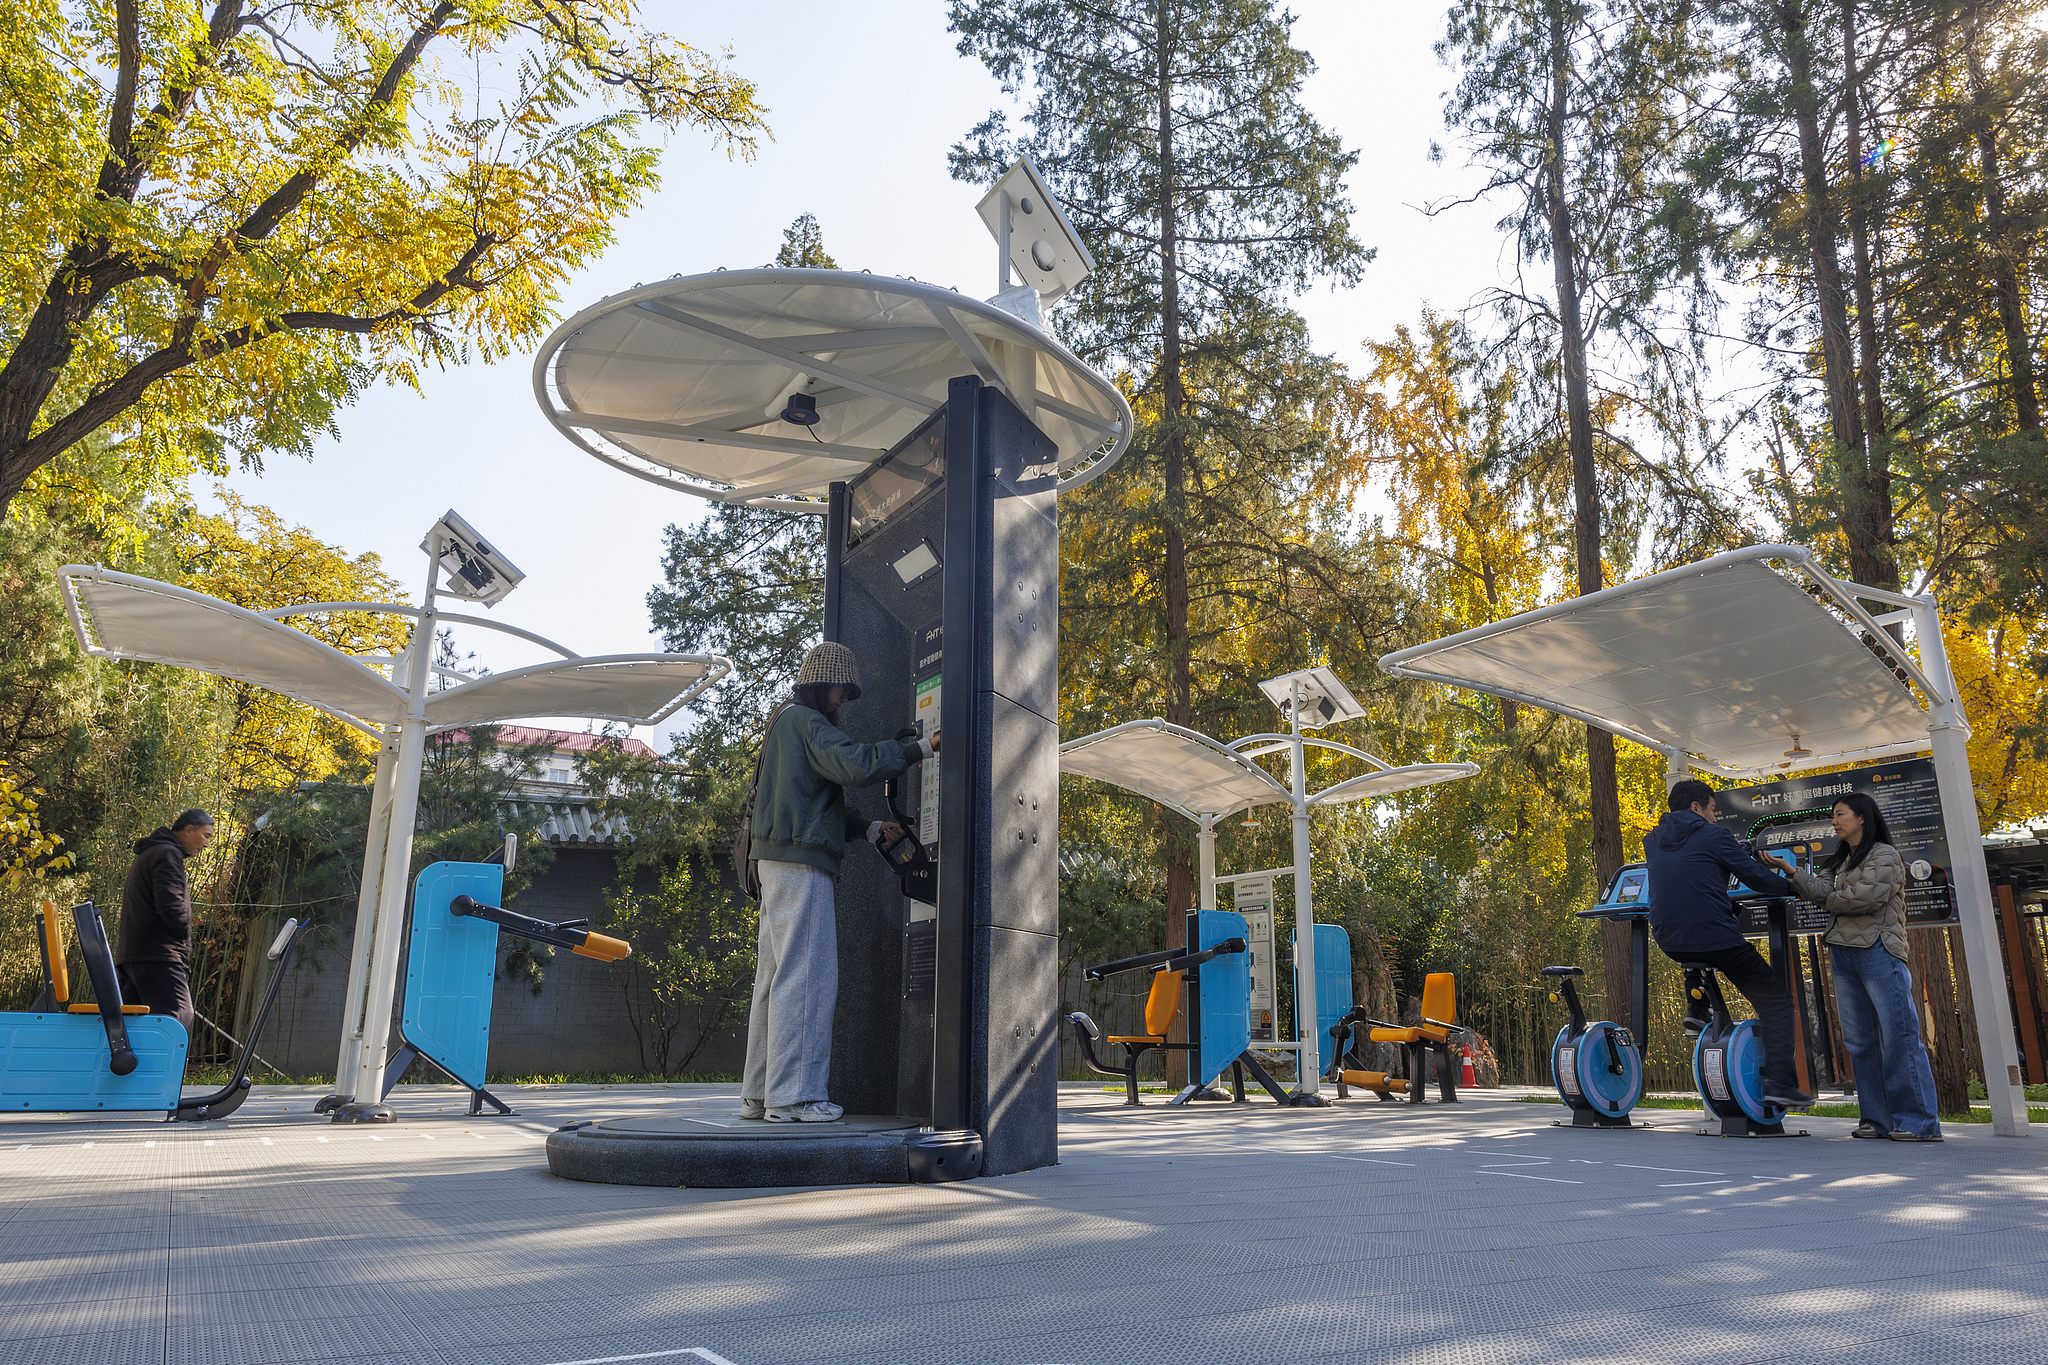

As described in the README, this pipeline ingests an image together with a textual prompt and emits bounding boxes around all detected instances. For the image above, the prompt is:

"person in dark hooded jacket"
[114,809,214,1035]
[1645,779,1812,1108]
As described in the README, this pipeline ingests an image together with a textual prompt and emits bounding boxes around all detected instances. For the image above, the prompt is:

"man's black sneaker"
[1763,1089,1815,1109]
[1850,1121,1886,1139]
[1682,1014,1708,1038]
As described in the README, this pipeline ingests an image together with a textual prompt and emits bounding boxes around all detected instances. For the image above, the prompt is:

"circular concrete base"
[545,1105,981,1188]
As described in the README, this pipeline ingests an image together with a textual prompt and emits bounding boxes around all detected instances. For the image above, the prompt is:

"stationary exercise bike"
[1541,965,1642,1127]
[1686,962,1792,1137]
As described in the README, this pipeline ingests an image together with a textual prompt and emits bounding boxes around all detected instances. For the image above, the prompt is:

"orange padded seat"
[1108,968,1185,1043]
[40,900,148,1013]
[1367,973,1459,1043]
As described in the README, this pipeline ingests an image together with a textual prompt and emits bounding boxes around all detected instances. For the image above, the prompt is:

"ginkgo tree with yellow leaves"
[0,0,765,519]
[173,489,412,796]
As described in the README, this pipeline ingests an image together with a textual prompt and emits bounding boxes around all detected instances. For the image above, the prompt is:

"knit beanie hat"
[795,641,862,700]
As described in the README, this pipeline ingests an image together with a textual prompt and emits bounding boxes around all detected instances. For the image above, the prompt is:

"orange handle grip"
[571,932,632,963]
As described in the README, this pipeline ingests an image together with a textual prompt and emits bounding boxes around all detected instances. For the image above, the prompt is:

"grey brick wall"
[246,849,748,1081]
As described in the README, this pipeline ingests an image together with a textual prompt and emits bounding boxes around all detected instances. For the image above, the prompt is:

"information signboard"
[1231,875,1278,1043]
[1714,756,1958,933]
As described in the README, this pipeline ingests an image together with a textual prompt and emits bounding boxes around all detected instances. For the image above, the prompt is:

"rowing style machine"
[6,900,304,1120]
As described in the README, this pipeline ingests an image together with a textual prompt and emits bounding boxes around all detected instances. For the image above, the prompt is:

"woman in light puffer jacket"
[1790,792,1943,1141]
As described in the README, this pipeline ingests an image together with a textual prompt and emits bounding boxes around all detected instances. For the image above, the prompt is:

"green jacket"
[1791,841,1909,961]
[751,704,921,876]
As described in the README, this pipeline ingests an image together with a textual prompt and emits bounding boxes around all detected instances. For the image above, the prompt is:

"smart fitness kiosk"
[533,160,1137,1185]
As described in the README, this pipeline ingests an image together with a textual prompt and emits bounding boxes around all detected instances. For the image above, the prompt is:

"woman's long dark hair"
[794,681,844,718]
[1818,792,1894,874]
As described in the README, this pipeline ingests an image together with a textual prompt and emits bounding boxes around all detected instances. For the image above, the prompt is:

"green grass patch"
[179,1066,742,1087]
[1969,1080,2048,1101]
[1514,1093,2048,1123]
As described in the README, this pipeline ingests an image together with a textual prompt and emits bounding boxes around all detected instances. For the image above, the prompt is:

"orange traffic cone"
[1460,1047,1477,1088]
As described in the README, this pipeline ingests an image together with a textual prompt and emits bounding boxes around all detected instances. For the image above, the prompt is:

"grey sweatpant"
[741,860,838,1108]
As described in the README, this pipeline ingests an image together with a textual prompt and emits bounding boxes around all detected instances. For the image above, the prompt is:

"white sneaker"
[767,1100,843,1123]
[738,1098,765,1120]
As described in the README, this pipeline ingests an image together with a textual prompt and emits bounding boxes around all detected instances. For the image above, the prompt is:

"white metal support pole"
[1289,681,1320,1094]
[332,727,400,1088]
[1198,814,1217,913]
[1912,597,2030,1136]
[1662,747,1688,794]
[340,547,441,1119]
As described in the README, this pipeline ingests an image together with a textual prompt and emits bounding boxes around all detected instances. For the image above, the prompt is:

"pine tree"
[1438,0,1728,1027]
[948,0,1372,920]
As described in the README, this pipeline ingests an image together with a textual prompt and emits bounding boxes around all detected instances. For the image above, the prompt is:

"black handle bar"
[1084,937,1248,981]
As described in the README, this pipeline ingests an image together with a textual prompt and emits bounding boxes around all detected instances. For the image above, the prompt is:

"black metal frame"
[1327,1004,1464,1104]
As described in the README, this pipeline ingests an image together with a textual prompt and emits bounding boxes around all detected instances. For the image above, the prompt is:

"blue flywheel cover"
[1724,1019,1786,1125]
[1692,1022,1784,1125]
[1550,1026,1582,1108]
[1574,1022,1642,1116]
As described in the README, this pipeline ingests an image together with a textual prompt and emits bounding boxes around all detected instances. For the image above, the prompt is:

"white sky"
[217,2,1513,748]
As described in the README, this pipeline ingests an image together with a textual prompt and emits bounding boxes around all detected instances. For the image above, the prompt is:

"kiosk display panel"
[823,376,1060,1176]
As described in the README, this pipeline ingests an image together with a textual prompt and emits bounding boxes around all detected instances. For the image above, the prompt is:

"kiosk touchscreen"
[822,375,1060,1177]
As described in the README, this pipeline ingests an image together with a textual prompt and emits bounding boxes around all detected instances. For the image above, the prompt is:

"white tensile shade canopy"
[1058,719,1475,821]
[63,566,410,731]
[60,568,726,733]
[1377,552,1933,779]
[60,561,732,1122]
[530,269,1134,508]
[1378,542,2031,1136]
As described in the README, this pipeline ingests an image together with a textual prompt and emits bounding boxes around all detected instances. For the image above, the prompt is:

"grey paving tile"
[0,1327,164,1365]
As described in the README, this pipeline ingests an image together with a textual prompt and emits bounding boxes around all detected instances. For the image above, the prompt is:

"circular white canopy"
[531,269,1133,508]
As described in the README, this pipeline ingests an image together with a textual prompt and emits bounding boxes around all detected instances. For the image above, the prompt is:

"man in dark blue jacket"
[1647,779,1812,1108]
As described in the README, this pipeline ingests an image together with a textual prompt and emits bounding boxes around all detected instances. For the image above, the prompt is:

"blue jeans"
[1830,942,1942,1137]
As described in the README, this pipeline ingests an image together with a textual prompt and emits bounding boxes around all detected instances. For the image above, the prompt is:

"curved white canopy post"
[531,269,1133,509]
[1059,714,1478,1092]
[58,562,731,1121]
[1378,541,2029,1137]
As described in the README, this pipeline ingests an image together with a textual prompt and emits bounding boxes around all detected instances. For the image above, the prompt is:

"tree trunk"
[1840,3,1895,596]
[1912,930,1972,1117]
[1777,1,1888,585]
[1946,924,1986,1085]
[1543,1,1629,1022]
[1965,2,2041,431]
[1155,7,1193,1083]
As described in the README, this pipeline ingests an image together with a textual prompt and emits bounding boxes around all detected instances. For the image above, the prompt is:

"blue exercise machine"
[1581,836,1815,1138]
[4,899,303,1121]
[1067,910,1338,1107]
[1542,965,1643,1126]
[324,856,632,1120]
[1068,910,1286,1106]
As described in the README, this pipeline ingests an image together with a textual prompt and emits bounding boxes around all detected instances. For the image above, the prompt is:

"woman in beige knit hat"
[739,642,939,1122]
